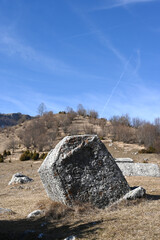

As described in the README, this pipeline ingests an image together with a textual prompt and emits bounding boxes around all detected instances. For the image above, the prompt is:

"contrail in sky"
[100,56,132,118]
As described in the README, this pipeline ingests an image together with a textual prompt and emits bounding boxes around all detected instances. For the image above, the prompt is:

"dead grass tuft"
[45,202,74,220]
[73,201,99,216]
[43,201,99,221]
[108,198,145,212]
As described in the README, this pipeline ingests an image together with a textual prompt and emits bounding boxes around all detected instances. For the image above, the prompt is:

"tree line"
[1,103,160,154]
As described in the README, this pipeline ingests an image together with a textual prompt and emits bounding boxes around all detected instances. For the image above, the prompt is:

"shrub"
[40,152,48,159]
[99,136,105,140]
[59,111,66,114]
[20,150,31,161]
[0,154,4,162]
[32,151,39,160]
[138,149,147,154]
[146,146,156,153]
[3,150,11,157]
[20,150,41,161]
[7,151,11,155]
[3,150,7,157]
[138,146,156,154]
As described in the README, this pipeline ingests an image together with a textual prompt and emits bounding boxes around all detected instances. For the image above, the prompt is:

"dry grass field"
[0,141,160,240]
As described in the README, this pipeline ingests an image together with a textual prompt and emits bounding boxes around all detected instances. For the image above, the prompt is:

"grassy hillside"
[0,112,160,239]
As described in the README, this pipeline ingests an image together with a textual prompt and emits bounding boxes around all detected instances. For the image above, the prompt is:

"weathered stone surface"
[38,135,130,208]
[117,162,160,177]
[123,186,146,200]
[8,173,33,185]
[115,158,133,163]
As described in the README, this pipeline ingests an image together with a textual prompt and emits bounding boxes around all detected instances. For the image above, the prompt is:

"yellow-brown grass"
[0,153,160,239]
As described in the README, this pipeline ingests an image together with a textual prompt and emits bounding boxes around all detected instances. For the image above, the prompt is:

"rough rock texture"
[123,186,146,200]
[117,162,160,177]
[27,209,44,219]
[38,135,130,208]
[8,173,33,185]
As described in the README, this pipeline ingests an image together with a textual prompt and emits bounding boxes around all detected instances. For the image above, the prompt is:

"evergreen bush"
[40,152,48,159]
[3,150,7,157]
[7,150,11,155]
[0,154,4,162]
[138,146,156,154]
[20,150,31,161]
[32,151,39,160]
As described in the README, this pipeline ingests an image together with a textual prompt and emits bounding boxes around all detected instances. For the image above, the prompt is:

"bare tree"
[88,109,99,119]
[37,102,47,116]
[111,125,135,143]
[132,117,145,128]
[77,104,86,117]
[154,117,160,134]
[137,123,157,147]
[8,137,17,153]
[66,106,77,121]
[110,114,131,127]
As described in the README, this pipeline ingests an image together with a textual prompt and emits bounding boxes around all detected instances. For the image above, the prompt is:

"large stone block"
[38,135,130,208]
[117,162,160,177]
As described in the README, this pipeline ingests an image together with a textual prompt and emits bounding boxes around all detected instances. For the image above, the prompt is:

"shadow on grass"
[0,217,104,240]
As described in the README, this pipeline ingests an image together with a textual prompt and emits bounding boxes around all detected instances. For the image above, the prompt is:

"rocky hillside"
[0,113,32,127]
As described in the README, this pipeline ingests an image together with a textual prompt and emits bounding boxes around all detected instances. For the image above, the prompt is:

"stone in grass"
[123,186,146,200]
[64,236,76,240]
[117,162,160,177]
[38,135,130,209]
[0,208,14,215]
[27,209,44,219]
[8,173,33,185]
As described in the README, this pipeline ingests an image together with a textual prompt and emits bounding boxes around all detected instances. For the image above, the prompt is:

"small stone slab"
[117,163,160,177]
[64,236,76,240]
[27,209,43,219]
[115,158,133,163]
[123,186,146,200]
[8,173,33,185]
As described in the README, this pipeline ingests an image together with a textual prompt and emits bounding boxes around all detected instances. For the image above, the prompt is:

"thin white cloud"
[0,31,108,81]
[0,33,71,74]
[107,83,160,122]
[91,0,157,11]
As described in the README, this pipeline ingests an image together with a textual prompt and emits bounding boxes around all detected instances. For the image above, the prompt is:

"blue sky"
[0,0,160,121]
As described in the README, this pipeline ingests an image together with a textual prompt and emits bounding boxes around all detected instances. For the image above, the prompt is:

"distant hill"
[0,113,32,127]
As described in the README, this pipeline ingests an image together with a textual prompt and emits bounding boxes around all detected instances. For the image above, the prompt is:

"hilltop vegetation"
[1,104,160,155]
[0,113,32,128]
